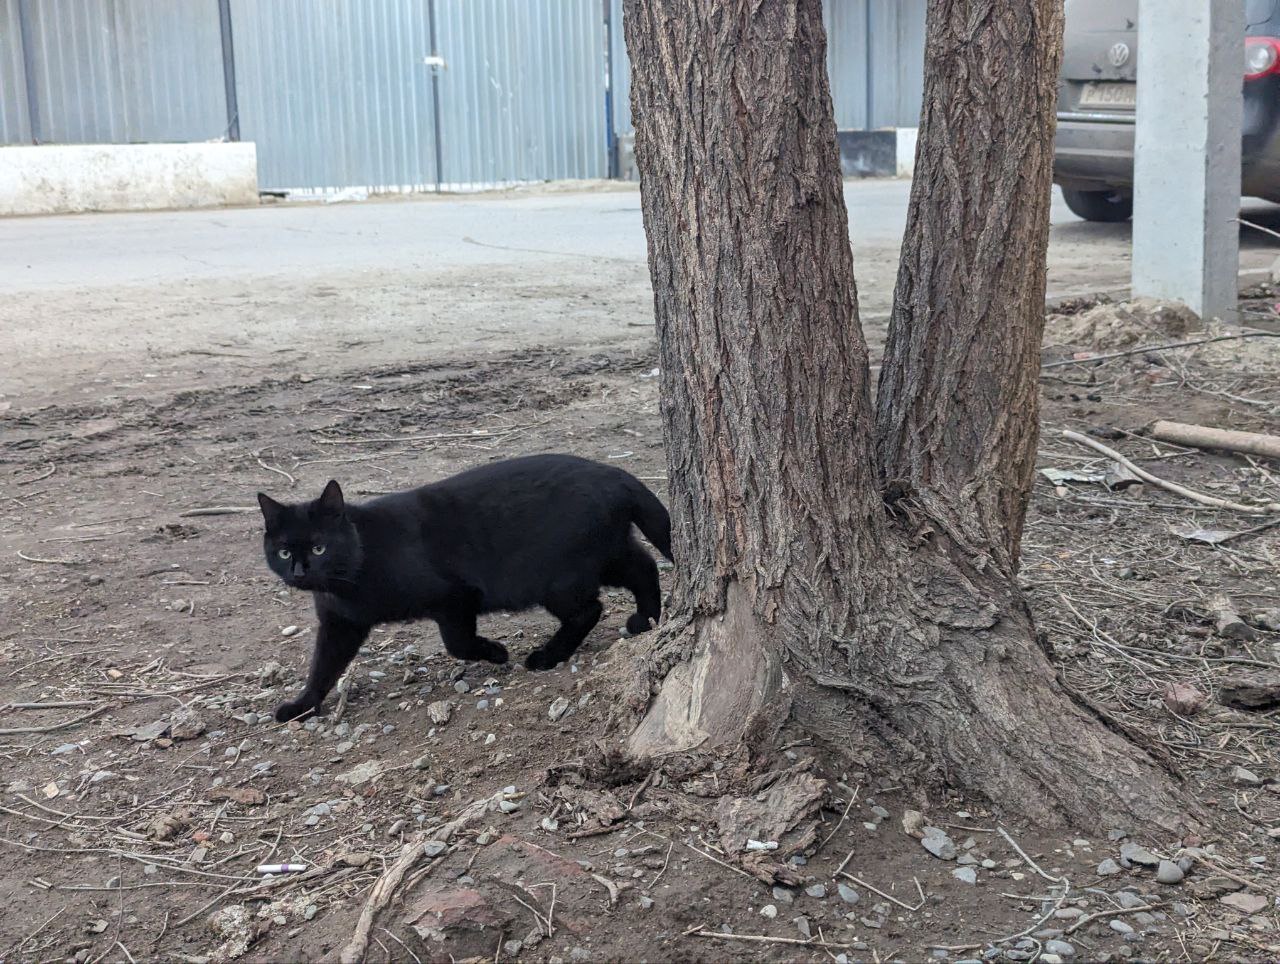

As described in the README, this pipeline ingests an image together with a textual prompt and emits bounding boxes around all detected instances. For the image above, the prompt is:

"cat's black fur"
[257,454,672,722]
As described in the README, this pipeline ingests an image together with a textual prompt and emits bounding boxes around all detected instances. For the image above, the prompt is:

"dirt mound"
[1044,297,1198,349]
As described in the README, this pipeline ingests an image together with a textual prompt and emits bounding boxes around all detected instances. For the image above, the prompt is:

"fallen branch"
[178,507,257,517]
[689,929,862,950]
[1062,430,1280,514]
[333,788,514,964]
[0,705,113,735]
[15,551,82,566]
[1064,901,1167,935]
[839,872,926,911]
[1149,420,1280,460]
[1042,330,1280,369]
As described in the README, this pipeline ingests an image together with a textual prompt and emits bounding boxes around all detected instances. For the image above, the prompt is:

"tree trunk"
[620,0,1192,832]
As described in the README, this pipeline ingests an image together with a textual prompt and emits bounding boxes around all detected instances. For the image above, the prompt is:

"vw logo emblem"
[1108,42,1130,67]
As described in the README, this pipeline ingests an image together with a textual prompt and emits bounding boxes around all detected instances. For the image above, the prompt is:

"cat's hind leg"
[436,609,509,664]
[604,538,662,636]
[525,588,603,671]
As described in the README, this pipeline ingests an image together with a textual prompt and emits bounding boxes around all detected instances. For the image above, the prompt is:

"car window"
[1248,0,1276,27]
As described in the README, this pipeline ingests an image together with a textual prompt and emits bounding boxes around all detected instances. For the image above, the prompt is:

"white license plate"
[1078,82,1136,109]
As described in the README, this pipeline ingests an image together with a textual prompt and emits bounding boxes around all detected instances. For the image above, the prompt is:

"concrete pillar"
[1132,0,1243,323]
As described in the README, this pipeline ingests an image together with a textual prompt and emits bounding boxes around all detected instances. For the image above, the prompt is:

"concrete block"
[0,142,258,216]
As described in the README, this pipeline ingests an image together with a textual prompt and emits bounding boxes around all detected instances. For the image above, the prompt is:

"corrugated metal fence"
[0,0,924,194]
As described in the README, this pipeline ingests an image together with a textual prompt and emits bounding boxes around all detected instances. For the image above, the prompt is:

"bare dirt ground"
[2,190,1280,962]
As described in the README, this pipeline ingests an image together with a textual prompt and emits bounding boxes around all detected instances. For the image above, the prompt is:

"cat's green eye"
[312,545,326,556]
[277,548,291,560]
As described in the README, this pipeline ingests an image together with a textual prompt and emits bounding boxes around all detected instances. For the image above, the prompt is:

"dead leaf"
[211,786,266,806]
[1172,523,1243,546]
[1040,467,1104,485]
[42,782,59,799]
[147,807,194,841]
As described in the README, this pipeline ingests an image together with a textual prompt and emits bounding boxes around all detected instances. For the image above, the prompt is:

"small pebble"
[1097,858,1121,876]
[335,741,354,754]
[1043,939,1076,958]
[952,866,977,885]
[1110,919,1134,935]
[794,916,812,939]
[412,754,431,770]
[477,699,490,710]
[772,886,794,904]
[453,680,470,694]
[837,882,860,905]
[304,904,318,921]
[423,840,447,857]
[760,904,778,919]
[805,884,827,899]
[639,896,654,910]
[387,819,406,836]
[282,625,300,636]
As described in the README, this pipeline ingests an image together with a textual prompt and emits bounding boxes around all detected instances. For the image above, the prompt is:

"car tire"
[1062,188,1133,222]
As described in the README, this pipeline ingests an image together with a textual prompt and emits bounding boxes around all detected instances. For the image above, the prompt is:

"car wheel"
[1062,188,1133,223]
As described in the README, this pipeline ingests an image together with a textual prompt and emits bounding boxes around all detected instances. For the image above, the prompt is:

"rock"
[957,854,978,865]
[1162,682,1206,716]
[952,866,977,885]
[981,859,997,869]
[805,884,827,899]
[1220,892,1269,915]
[921,826,957,860]
[453,680,470,694]
[504,940,524,956]
[403,884,513,949]
[760,904,778,919]
[50,743,78,755]
[772,885,794,904]
[412,754,431,770]
[423,840,448,857]
[304,904,318,921]
[259,661,288,686]
[427,700,452,725]
[1043,940,1075,958]
[1110,919,1134,935]
[1234,766,1263,787]
[1115,891,1146,909]
[1097,858,1122,876]
[1040,955,1063,964]
[340,852,373,868]
[335,741,354,754]
[902,809,924,838]
[541,817,559,832]
[1219,671,1280,711]
[1209,594,1258,642]
[387,819,406,837]
[1192,876,1243,899]
[548,697,570,721]
[1156,860,1184,885]
[870,805,890,822]
[638,895,654,910]
[334,760,384,787]
[837,882,860,904]
[1119,842,1158,867]
[130,719,170,742]
[794,916,812,939]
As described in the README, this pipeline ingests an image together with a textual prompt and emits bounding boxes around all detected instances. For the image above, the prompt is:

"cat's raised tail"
[629,481,673,561]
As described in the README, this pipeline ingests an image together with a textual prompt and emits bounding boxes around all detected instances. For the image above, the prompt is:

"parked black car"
[1054,0,1280,221]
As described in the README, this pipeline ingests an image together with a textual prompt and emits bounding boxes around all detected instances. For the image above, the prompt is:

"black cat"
[257,454,672,722]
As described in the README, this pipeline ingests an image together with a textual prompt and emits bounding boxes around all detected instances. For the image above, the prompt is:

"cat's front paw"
[524,647,561,671]
[625,613,658,636]
[475,637,509,665]
[274,697,319,723]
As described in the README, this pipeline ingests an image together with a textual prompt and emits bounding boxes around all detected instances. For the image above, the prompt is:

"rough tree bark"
[620,0,1191,831]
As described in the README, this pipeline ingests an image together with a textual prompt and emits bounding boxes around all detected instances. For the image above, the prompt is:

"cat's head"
[257,480,362,593]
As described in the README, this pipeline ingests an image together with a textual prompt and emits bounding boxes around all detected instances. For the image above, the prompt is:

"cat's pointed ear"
[257,492,285,529]
[317,479,345,516]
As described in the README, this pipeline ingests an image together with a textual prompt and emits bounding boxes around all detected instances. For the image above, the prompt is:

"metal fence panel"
[17,0,225,144]
[230,0,439,194]
[435,0,607,189]
[868,0,925,128]
[0,0,31,143]
[608,0,631,146]
[824,0,869,129]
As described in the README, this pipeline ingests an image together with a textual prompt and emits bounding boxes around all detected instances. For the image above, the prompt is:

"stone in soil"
[427,700,452,725]
[1220,892,1269,915]
[1119,842,1158,867]
[921,826,957,860]
[805,884,827,898]
[952,867,977,885]
[1043,940,1076,958]
[1156,860,1184,885]
[1097,858,1122,876]
[1115,891,1147,909]
[794,916,812,939]
[1109,919,1134,935]
[772,885,794,904]
[759,904,778,919]
[837,882,860,904]
[548,696,570,721]
[1233,766,1263,787]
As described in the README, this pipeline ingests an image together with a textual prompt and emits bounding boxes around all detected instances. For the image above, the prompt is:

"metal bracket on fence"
[421,56,447,69]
